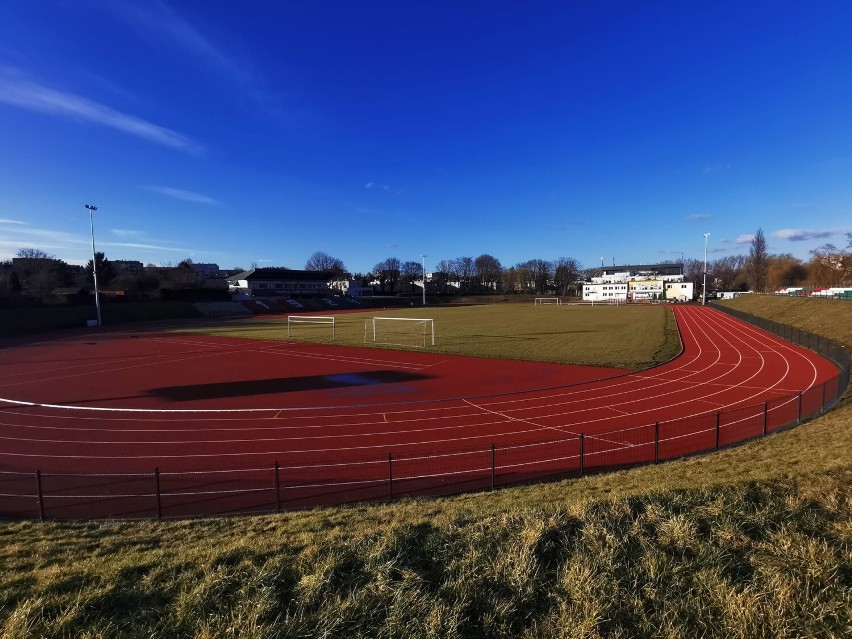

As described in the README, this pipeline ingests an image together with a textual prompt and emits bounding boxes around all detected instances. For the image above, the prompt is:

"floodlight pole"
[85,204,102,326]
[702,232,710,306]
[421,254,427,306]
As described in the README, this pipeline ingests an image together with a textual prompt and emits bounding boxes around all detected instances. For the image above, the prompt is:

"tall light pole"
[86,204,102,326]
[702,232,710,306]
[421,254,427,306]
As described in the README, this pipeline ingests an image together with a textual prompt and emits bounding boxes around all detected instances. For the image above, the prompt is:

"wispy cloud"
[107,0,276,113]
[0,218,25,224]
[687,213,714,221]
[0,70,202,153]
[734,234,755,244]
[771,228,834,242]
[144,185,222,206]
[100,241,192,252]
[111,229,148,239]
[365,181,402,194]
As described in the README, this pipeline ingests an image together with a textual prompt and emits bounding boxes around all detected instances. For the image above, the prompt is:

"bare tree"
[373,257,401,293]
[454,257,475,293]
[512,261,537,293]
[552,257,582,296]
[524,259,552,293]
[432,259,456,294]
[474,254,502,292]
[400,260,422,292]
[14,248,74,296]
[748,228,769,292]
[807,243,846,287]
[305,251,346,277]
[766,254,807,291]
[160,259,204,290]
[709,255,748,291]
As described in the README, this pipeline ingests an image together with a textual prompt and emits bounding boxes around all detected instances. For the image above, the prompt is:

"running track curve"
[0,305,839,480]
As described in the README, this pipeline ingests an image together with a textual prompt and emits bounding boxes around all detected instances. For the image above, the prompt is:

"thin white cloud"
[107,0,276,113]
[144,185,222,206]
[111,229,147,238]
[0,71,202,153]
[365,181,396,192]
[687,213,714,220]
[735,234,755,244]
[4,226,86,245]
[771,228,834,242]
[0,218,25,224]
[99,241,192,252]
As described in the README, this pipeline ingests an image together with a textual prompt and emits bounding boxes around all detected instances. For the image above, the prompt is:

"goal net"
[365,317,435,347]
[287,315,335,340]
[534,297,561,305]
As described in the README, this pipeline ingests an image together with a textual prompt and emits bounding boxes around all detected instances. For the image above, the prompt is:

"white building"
[583,263,693,302]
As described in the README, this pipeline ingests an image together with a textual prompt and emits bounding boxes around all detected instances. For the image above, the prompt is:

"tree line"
[2,228,850,300]
[0,249,217,299]
[307,229,851,296]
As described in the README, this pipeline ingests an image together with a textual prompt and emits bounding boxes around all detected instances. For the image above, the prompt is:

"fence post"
[579,434,585,477]
[155,467,162,520]
[274,461,281,513]
[715,412,720,449]
[388,453,393,500]
[490,444,495,491]
[654,422,659,464]
[763,402,768,435]
[35,470,45,521]
[822,381,827,411]
[797,391,802,420]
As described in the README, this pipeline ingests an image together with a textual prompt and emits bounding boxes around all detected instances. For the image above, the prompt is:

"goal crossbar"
[288,315,335,339]
[368,317,435,347]
[534,297,561,305]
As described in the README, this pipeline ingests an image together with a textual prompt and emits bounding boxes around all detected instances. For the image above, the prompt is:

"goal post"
[365,317,435,347]
[534,297,561,305]
[287,315,335,339]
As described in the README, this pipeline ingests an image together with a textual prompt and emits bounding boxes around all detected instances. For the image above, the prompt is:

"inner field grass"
[2,297,850,638]
[179,303,681,370]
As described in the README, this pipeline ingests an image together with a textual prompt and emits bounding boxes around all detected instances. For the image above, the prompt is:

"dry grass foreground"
[1,296,850,638]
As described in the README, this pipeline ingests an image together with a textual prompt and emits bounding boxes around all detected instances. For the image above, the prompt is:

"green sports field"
[179,303,681,370]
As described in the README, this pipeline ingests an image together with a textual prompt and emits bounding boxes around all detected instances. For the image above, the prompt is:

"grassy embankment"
[1,297,850,638]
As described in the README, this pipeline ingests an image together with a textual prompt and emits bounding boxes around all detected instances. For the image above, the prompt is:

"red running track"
[0,305,841,518]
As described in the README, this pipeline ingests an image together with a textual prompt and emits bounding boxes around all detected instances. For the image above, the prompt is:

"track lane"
[0,305,840,473]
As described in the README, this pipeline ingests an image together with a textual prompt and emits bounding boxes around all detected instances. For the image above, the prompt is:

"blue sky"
[0,1,850,274]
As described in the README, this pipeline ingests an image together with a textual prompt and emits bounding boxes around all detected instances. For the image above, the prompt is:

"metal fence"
[2,310,849,521]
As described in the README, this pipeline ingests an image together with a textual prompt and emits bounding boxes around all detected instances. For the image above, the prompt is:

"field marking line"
[462,398,580,437]
[606,406,632,416]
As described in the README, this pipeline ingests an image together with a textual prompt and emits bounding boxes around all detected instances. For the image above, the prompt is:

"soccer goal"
[365,317,435,347]
[287,315,335,340]
[534,297,561,305]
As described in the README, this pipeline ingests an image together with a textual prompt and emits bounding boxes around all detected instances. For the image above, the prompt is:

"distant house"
[112,260,144,273]
[190,263,223,278]
[226,268,334,299]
